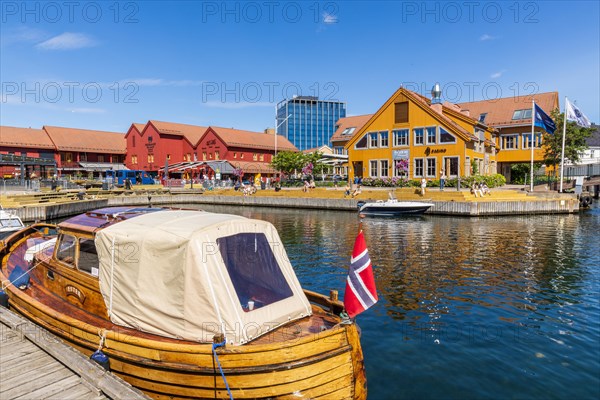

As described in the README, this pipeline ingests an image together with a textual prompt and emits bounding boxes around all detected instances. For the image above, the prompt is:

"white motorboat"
[0,208,25,237]
[357,193,433,216]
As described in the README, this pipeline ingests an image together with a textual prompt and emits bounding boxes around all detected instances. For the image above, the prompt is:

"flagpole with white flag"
[560,97,568,192]
[530,99,535,192]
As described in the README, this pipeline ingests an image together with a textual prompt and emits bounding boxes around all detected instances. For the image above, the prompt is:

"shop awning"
[79,162,128,171]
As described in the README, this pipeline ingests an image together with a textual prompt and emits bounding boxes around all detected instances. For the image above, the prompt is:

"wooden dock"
[0,307,148,400]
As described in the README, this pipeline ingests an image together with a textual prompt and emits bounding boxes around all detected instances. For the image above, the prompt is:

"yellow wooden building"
[345,87,498,182]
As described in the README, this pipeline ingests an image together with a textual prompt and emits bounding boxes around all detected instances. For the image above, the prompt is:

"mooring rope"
[212,340,233,400]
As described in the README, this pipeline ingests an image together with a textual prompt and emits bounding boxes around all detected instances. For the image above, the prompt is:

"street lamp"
[274,114,292,156]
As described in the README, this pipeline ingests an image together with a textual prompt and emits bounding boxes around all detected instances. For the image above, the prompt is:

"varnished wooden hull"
[1,229,367,399]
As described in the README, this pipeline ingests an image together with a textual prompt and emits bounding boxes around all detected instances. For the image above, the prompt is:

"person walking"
[440,171,446,191]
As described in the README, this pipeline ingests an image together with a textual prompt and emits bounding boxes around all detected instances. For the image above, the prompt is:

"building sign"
[207,139,216,146]
[424,147,446,156]
[145,143,156,153]
[393,150,409,160]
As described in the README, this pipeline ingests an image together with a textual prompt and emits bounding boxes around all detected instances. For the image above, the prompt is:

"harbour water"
[186,203,600,400]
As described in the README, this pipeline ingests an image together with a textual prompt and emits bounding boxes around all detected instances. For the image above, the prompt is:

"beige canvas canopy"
[95,210,312,345]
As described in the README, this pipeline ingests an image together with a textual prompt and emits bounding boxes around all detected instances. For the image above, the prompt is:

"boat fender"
[8,265,30,290]
[0,290,9,308]
[90,350,110,371]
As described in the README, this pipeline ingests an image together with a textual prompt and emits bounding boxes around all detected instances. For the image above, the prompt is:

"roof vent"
[431,83,442,104]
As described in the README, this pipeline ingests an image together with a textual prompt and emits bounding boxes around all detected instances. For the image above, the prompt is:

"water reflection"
[174,204,600,399]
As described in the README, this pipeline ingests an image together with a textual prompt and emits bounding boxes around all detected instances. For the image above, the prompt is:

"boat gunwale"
[1,225,352,355]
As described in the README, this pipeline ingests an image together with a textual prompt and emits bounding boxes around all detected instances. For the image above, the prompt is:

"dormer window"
[512,109,532,120]
[478,113,487,123]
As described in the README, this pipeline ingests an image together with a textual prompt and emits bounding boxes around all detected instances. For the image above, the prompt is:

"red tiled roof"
[210,126,297,152]
[148,120,208,145]
[458,92,559,127]
[133,123,145,132]
[331,114,374,143]
[43,126,126,153]
[0,126,55,149]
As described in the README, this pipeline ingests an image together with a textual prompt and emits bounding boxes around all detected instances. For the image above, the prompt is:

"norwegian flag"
[344,230,378,318]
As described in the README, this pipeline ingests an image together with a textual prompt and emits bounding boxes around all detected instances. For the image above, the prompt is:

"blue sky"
[1,1,599,133]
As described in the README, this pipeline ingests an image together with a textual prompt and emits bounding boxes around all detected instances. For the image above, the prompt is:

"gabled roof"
[209,126,297,152]
[124,123,146,139]
[43,126,126,153]
[346,87,479,149]
[0,126,55,149]
[331,115,374,143]
[404,90,480,141]
[146,120,208,145]
[458,92,559,128]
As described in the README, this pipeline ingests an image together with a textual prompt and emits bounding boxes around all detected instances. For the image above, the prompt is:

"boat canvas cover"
[95,210,312,345]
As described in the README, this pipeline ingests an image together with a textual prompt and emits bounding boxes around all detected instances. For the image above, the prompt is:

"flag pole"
[530,99,535,192]
[559,97,568,193]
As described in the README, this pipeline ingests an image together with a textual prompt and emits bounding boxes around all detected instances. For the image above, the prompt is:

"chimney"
[462,110,470,117]
[430,83,443,114]
[264,128,275,135]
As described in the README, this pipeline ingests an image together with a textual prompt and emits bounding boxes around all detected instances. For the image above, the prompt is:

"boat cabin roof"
[58,207,163,233]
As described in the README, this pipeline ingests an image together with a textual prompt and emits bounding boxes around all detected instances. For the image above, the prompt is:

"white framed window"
[380,160,389,177]
[370,160,378,177]
[426,158,436,177]
[379,131,389,147]
[501,135,519,150]
[414,158,424,177]
[369,132,379,148]
[522,133,542,149]
[426,127,436,145]
[439,127,456,143]
[355,134,368,149]
[414,128,424,145]
[393,129,409,147]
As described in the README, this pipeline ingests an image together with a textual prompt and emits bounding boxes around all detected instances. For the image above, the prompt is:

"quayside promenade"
[0,185,579,222]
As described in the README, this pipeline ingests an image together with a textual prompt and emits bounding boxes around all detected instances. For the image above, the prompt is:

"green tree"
[542,110,593,174]
[270,151,305,176]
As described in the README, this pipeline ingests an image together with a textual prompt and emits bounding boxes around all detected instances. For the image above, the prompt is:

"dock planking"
[0,307,149,400]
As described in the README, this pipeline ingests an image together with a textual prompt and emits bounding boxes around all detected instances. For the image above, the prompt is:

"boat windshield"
[0,218,23,228]
[218,232,293,312]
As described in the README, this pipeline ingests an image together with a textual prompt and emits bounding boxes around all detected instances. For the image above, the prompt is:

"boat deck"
[0,307,149,400]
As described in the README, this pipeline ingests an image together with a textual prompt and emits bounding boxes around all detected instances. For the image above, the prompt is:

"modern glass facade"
[276,96,346,151]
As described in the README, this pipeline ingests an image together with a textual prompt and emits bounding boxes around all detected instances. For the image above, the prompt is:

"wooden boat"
[0,207,366,399]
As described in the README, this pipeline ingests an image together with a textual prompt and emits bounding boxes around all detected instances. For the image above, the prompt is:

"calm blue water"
[187,203,600,400]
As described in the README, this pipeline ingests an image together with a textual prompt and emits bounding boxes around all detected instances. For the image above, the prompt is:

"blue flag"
[534,103,557,134]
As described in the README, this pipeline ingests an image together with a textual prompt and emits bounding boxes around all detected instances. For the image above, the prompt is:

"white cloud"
[112,78,205,87]
[36,32,97,50]
[480,34,497,41]
[490,70,506,79]
[323,12,338,24]
[203,101,274,109]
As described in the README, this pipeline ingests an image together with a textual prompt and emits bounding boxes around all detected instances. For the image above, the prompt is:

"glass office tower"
[276,96,346,151]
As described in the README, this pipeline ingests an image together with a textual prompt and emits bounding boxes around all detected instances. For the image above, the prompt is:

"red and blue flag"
[344,230,378,318]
